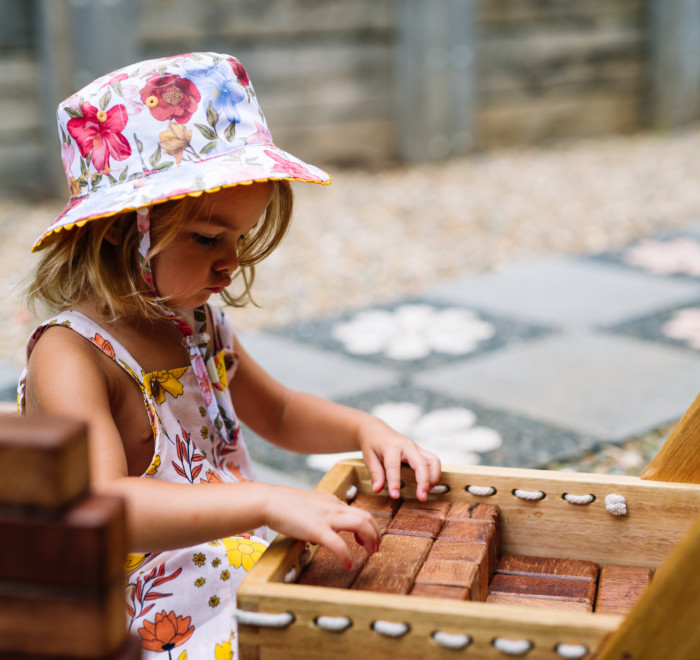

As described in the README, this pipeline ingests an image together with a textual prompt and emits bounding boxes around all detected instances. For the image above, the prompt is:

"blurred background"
[2,0,699,194]
[2,0,700,477]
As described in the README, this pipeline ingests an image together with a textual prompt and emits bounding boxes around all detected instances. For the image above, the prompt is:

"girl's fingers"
[383,447,403,499]
[363,449,386,494]
[318,529,353,570]
[424,450,442,488]
[349,518,380,555]
[404,448,433,501]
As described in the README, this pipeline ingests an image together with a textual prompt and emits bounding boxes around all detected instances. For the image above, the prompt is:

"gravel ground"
[2,127,699,473]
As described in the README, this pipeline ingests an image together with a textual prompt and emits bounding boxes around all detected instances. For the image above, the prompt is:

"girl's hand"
[359,420,442,502]
[263,486,380,570]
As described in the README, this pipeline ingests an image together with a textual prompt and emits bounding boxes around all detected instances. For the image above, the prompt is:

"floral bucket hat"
[32,51,331,251]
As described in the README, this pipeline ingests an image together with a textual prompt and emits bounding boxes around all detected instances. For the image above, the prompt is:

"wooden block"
[0,414,89,509]
[410,582,470,600]
[485,593,593,612]
[429,539,488,562]
[444,504,501,571]
[496,554,598,582]
[375,516,391,535]
[399,499,451,518]
[386,510,445,539]
[0,578,126,657]
[351,534,432,593]
[415,559,480,595]
[0,494,126,590]
[297,532,368,589]
[489,573,596,610]
[350,493,401,518]
[595,565,653,615]
[428,540,488,600]
[350,571,414,594]
[446,502,500,524]
[438,518,495,543]
[438,519,498,582]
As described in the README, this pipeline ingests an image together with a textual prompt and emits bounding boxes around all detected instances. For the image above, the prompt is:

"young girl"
[18,52,441,657]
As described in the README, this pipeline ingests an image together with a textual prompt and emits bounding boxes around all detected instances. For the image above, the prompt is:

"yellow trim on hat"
[31,175,332,252]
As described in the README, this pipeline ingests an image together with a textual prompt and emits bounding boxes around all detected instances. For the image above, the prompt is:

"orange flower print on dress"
[138,610,194,658]
[200,468,223,485]
[90,333,115,360]
[224,464,250,483]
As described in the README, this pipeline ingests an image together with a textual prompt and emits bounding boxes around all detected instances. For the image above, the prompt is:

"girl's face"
[152,181,273,309]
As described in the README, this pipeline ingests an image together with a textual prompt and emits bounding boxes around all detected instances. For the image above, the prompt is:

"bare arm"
[230,334,442,500]
[25,326,379,565]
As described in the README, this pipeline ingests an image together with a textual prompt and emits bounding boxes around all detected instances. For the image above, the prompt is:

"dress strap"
[18,311,151,414]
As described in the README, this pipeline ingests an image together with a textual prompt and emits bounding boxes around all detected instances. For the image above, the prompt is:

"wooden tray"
[237,459,700,660]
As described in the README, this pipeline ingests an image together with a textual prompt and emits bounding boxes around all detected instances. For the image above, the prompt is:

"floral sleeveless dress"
[18,306,268,660]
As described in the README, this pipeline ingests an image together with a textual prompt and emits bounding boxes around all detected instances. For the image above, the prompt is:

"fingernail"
[391,489,400,498]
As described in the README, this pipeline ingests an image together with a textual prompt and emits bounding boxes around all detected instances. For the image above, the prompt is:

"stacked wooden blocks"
[0,414,139,660]
[297,495,654,614]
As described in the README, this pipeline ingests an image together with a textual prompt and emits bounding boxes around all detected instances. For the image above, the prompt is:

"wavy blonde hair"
[26,180,293,321]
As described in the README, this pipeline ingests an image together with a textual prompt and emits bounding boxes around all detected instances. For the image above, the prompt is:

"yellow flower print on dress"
[214,351,228,389]
[145,367,187,404]
[125,553,148,573]
[145,454,161,475]
[222,536,267,572]
[214,634,234,660]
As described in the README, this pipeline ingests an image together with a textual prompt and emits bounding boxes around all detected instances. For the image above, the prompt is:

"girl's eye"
[193,233,219,246]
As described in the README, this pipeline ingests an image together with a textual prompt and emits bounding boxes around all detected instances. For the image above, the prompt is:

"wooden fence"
[1,0,698,197]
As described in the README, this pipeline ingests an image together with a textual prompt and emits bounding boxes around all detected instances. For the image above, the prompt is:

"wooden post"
[0,412,137,659]
[396,0,478,162]
[649,0,700,128]
[641,391,700,483]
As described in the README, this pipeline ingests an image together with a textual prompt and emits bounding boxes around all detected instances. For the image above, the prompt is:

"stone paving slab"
[414,330,700,441]
[422,256,700,330]
[236,331,398,399]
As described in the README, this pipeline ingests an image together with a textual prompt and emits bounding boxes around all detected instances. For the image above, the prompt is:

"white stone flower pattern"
[623,238,700,277]
[306,401,503,472]
[662,308,700,349]
[330,304,496,360]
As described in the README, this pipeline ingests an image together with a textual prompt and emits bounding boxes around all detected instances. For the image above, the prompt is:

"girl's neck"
[171,306,196,332]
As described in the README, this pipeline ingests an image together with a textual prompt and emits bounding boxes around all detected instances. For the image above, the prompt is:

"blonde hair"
[26,180,293,321]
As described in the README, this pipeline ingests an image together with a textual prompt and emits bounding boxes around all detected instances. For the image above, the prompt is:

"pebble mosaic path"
[3,224,700,489]
[239,224,700,487]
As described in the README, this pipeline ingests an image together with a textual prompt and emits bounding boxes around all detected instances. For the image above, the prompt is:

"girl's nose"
[214,243,239,273]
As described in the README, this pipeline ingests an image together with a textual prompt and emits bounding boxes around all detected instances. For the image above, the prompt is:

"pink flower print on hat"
[246,121,273,147]
[264,149,324,182]
[140,73,201,124]
[67,102,131,173]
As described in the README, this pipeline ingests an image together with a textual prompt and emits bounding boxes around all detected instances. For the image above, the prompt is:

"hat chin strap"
[136,206,241,464]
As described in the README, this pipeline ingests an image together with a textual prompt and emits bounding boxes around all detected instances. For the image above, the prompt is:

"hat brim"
[32,142,330,252]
